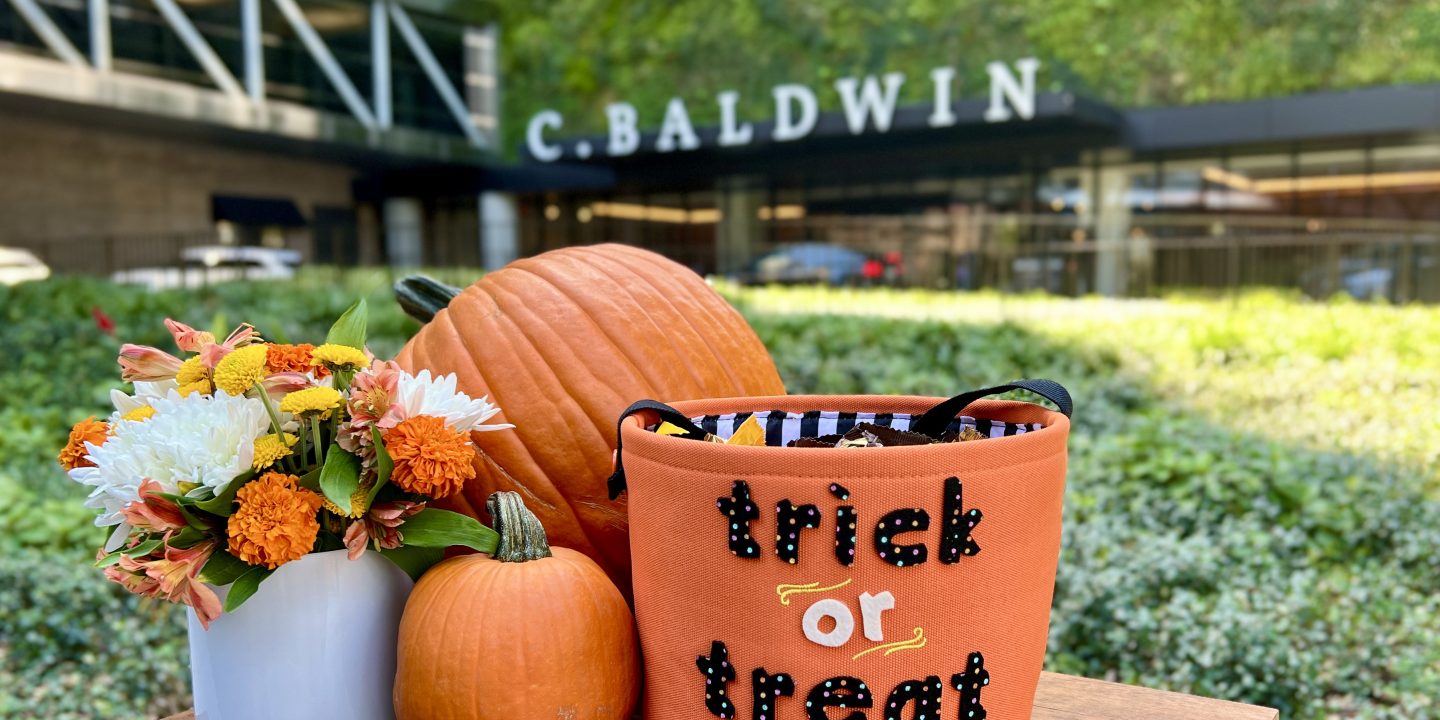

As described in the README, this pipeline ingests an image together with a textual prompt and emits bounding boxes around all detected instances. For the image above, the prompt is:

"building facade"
[0,0,506,274]
[514,81,1440,302]
[3,7,1439,302]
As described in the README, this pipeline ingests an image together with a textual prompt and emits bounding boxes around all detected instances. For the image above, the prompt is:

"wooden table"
[163,671,1277,719]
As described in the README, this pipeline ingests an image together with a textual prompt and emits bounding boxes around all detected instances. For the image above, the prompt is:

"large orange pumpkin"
[394,492,640,720]
[394,244,785,594]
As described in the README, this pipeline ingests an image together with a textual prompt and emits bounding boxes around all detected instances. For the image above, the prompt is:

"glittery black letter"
[951,652,990,720]
[874,508,930,567]
[805,676,872,720]
[697,640,737,718]
[718,481,761,559]
[776,499,820,564]
[751,668,795,720]
[883,676,942,720]
[939,477,982,563]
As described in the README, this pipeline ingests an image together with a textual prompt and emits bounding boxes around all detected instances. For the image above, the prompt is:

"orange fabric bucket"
[608,381,1072,720]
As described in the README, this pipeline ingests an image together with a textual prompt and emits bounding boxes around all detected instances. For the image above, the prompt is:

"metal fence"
[749,212,1440,303]
[15,214,1440,303]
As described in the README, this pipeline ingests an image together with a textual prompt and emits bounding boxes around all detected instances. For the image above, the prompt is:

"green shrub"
[0,552,190,719]
[4,275,1439,718]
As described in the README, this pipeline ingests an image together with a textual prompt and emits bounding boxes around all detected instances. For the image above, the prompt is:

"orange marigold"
[59,417,109,471]
[227,472,324,569]
[266,343,329,378]
[383,415,476,499]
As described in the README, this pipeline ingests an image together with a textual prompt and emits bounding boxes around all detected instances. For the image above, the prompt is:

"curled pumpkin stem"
[394,275,461,323]
[486,491,553,563]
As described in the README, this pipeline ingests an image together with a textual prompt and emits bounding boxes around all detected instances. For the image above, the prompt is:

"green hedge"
[3,275,1437,718]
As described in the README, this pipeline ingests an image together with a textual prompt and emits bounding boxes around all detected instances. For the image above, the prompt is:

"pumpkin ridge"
[394,244,785,594]
[582,245,758,394]
[578,247,753,394]
[460,275,622,564]
[445,296,592,517]
[479,270,631,480]
[506,260,709,401]
[427,305,558,511]
[401,313,497,523]
[613,245,782,395]
[431,299,582,537]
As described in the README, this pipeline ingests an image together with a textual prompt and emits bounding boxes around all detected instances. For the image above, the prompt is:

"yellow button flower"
[279,386,344,419]
[252,432,298,470]
[175,355,208,386]
[120,405,156,423]
[213,344,269,396]
[310,344,369,371]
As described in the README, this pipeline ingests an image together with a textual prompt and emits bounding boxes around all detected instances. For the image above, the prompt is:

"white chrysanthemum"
[394,369,512,433]
[108,380,176,422]
[68,389,269,526]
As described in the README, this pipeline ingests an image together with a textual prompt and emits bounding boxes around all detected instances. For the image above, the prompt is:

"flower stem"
[254,383,297,472]
[311,416,325,467]
[256,384,285,437]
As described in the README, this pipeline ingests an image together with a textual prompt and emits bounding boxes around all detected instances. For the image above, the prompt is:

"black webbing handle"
[910,379,1073,439]
[607,400,705,499]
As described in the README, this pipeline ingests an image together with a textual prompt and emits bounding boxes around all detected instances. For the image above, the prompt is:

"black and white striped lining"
[686,411,1045,446]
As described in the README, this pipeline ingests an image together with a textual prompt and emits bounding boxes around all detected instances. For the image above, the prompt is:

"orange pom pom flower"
[59,416,109,471]
[383,415,476,499]
[227,472,324,569]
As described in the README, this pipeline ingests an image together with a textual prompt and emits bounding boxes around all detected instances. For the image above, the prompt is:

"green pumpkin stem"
[486,491,553,563]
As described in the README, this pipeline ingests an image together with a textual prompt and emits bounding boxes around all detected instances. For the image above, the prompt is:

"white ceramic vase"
[187,549,414,720]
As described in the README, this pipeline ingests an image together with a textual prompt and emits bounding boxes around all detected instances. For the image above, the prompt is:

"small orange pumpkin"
[395,244,786,594]
[393,492,640,720]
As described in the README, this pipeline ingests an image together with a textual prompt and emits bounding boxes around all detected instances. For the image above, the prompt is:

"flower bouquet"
[58,301,512,718]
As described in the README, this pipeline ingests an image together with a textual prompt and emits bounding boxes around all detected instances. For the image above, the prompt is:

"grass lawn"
[2,271,1436,718]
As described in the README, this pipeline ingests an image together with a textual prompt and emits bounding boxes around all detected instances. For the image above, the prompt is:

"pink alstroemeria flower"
[107,540,223,628]
[261,371,316,395]
[117,344,184,382]
[349,360,406,429]
[120,479,188,533]
[343,500,425,560]
[164,318,216,352]
[165,318,261,369]
[337,360,405,461]
[199,323,260,369]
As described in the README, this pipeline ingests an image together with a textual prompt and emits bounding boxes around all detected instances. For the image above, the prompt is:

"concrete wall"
[0,108,359,272]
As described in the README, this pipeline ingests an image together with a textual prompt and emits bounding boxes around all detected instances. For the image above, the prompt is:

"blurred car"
[112,245,301,290]
[744,242,871,285]
[0,246,51,285]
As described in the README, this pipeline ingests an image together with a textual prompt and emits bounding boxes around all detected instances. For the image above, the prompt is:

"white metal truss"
[151,0,246,99]
[388,0,484,147]
[87,0,109,71]
[4,0,492,147]
[270,0,378,130]
[241,0,263,102]
[6,0,87,67]
[371,0,391,128]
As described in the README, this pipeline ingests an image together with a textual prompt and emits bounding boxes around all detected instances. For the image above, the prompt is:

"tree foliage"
[451,0,1440,154]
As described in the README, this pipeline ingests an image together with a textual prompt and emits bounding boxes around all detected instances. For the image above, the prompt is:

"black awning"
[212,196,307,227]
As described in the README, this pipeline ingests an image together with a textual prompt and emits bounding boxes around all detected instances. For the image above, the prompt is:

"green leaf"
[297,466,322,492]
[365,426,393,506]
[169,526,207,548]
[399,509,499,554]
[223,566,273,613]
[199,550,252,585]
[195,471,253,516]
[325,299,368,349]
[122,537,163,557]
[154,491,200,506]
[95,551,125,568]
[379,545,445,581]
[319,444,362,512]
